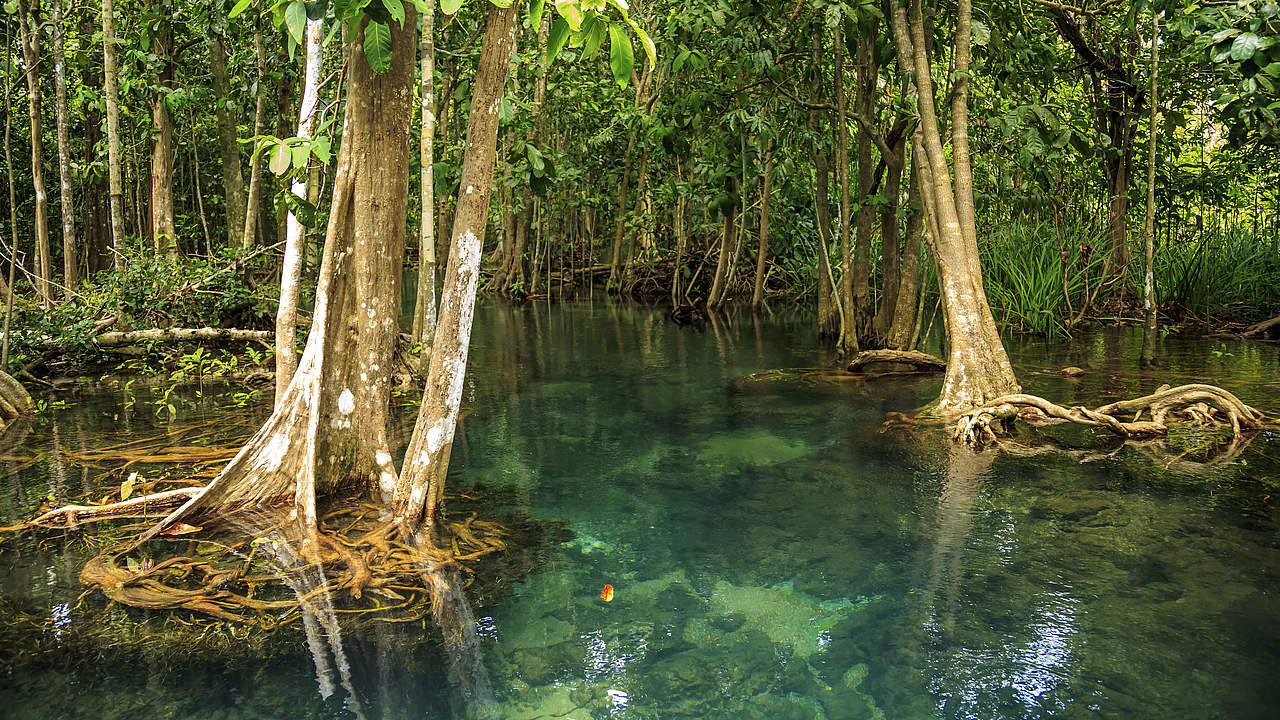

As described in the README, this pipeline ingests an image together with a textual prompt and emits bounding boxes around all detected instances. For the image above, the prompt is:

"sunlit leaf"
[441,0,464,15]
[383,0,405,27]
[555,0,583,31]
[608,22,633,87]
[364,20,393,74]
[531,0,546,27]
[269,143,291,175]
[229,0,252,20]
[159,522,204,536]
[285,1,306,45]
[120,472,136,500]
[547,15,570,64]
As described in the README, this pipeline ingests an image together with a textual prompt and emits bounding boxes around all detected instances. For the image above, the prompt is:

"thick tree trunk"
[894,0,1019,415]
[210,36,247,248]
[750,137,774,312]
[411,0,438,355]
[142,11,418,538]
[17,0,53,306]
[276,18,324,402]
[52,0,76,293]
[101,0,127,269]
[1141,12,1159,367]
[395,2,518,540]
[149,12,176,255]
[241,31,268,249]
[78,13,110,276]
[808,33,838,338]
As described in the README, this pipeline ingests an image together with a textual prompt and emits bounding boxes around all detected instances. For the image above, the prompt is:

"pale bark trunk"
[102,0,127,270]
[78,12,110,275]
[276,19,324,402]
[670,158,688,306]
[607,131,636,289]
[1141,12,1159,367]
[3,16,17,310]
[142,11,418,539]
[241,32,268,249]
[808,33,838,338]
[210,36,247,248]
[705,182,738,312]
[894,0,1019,414]
[395,2,518,540]
[17,0,53,306]
[52,0,76,292]
[874,138,906,340]
[750,137,773,312]
[411,0,438,354]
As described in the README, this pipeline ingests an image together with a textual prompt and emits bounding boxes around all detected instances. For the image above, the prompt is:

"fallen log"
[1243,315,1280,340]
[847,349,946,374]
[31,327,273,352]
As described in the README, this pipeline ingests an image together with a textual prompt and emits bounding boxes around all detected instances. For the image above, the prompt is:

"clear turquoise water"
[2,300,1278,719]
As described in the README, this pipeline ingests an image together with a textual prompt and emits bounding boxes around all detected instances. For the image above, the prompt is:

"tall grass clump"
[978,220,1106,336]
[1150,228,1280,318]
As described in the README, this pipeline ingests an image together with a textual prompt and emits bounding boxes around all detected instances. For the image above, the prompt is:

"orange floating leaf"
[600,584,614,602]
[159,522,203,536]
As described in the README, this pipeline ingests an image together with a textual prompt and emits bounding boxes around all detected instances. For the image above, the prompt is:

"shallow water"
[2,300,1278,720]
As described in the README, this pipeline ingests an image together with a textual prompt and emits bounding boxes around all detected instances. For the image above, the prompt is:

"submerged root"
[75,502,516,626]
[952,383,1269,450]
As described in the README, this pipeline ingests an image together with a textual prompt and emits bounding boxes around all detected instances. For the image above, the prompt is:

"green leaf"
[673,48,691,73]
[285,1,306,45]
[608,23,633,87]
[582,17,606,60]
[555,0,583,31]
[441,0,464,14]
[1231,32,1261,61]
[489,0,514,7]
[312,135,331,163]
[229,0,252,19]
[364,20,393,73]
[547,15,570,64]
[971,18,990,47]
[269,143,291,176]
[627,18,656,67]
[531,0,546,27]
[383,0,405,27]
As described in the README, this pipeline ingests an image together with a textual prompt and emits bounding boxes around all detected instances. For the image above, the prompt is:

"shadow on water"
[1,298,1279,719]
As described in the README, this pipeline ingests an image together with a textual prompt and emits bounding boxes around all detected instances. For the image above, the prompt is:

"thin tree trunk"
[1141,11,1159,367]
[851,22,879,344]
[149,10,176,256]
[607,132,636,290]
[750,136,774,312]
[210,35,247,248]
[102,0,126,269]
[411,0,438,356]
[395,2,518,540]
[874,137,907,340]
[52,0,76,292]
[808,34,838,338]
[835,23,857,354]
[670,157,688,306]
[17,0,53,306]
[79,12,109,276]
[276,18,324,401]
[241,31,268,249]
[3,16,18,310]
[705,179,738,312]
[885,160,922,350]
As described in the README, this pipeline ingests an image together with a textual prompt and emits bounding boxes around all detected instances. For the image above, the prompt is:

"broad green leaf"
[312,135,331,163]
[364,20,393,73]
[531,0,546,27]
[441,0,464,14]
[384,0,405,27]
[1231,32,1261,61]
[971,19,990,47]
[291,142,311,168]
[626,17,655,67]
[229,0,252,19]
[285,1,306,45]
[269,143,291,175]
[489,0,514,7]
[547,15,570,63]
[582,18,606,60]
[556,0,584,31]
[608,23,633,87]
[673,48,691,73]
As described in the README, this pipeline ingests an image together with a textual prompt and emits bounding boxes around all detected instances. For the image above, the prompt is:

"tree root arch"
[952,383,1268,448]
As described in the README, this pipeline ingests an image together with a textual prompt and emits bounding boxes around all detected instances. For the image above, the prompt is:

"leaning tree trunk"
[276,17,324,401]
[894,0,1019,415]
[885,160,923,350]
[850,22,879,345]
[874,136,907,340]
[1140,12,1159,367]
[52,0,77,293]
[210,35,247,248]
[411,0,438,357]
[148,12,176,256]
[101,0,127,270]
[17,0,53,306]
[808,33,839,338]
[394,1,518,542]
[141,11,418,539]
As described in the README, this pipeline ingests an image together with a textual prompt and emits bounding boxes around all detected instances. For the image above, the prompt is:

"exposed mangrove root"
[952,383,1268,449]
[76,503,513,626]
[847,349,946,374]
[0,369,33,435]
[17,487,202,529]
[1242,314,1280,341]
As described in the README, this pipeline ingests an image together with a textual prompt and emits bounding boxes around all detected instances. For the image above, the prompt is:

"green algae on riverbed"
[3,300,1279,719]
